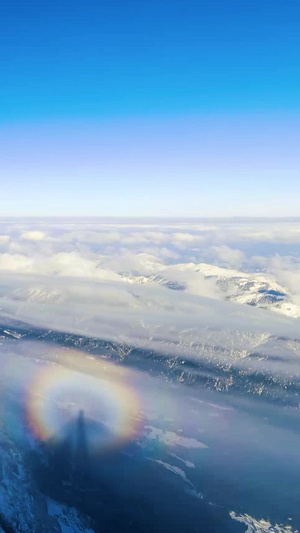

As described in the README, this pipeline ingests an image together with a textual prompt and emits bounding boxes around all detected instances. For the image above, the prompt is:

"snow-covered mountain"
[1,260,299,320]
[120,262,300,319]
[0,429,94,533]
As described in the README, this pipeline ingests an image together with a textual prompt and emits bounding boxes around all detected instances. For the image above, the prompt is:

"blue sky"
[1,0,299,215]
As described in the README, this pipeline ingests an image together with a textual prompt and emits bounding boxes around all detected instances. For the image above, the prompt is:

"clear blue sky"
[1,0,299,216]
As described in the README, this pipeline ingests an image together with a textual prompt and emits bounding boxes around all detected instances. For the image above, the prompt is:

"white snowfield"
[230,512,298,533]
[0,432,95,533]
[144,425,208,449]
[121,261,300,319]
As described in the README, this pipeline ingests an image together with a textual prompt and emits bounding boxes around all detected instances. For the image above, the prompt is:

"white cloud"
[0,253,33,272]
[211,245,245,268]
[256,255,300,304]
[173,232,197,242]
[62,230,122,244]
[104,251,164,276]
[164,264,222,299]
[21,230,47,241]
[0,218,299,308]
[0,251,122,281]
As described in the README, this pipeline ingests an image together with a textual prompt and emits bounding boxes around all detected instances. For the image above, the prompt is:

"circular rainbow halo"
[27,353,141,454]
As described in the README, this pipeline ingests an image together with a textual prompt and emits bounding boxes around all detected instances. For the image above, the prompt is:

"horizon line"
[1,216,300,221]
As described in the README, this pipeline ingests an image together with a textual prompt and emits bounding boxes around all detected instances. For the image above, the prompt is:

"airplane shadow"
[28,410,235,533]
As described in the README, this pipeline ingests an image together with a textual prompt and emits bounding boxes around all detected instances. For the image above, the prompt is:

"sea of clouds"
[0,217,299,367]
[0,216,300,284]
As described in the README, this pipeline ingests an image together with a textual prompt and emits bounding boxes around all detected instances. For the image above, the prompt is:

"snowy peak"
[120,262,300,319]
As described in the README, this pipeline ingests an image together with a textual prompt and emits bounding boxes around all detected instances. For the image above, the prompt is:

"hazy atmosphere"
[1,1,300,533]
